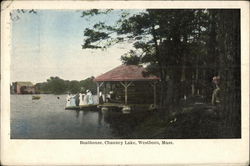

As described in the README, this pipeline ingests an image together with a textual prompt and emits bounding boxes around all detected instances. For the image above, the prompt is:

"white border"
[1,1,249,165]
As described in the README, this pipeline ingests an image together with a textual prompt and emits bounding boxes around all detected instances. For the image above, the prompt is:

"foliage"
[35,76,97,94]
[81,9,241,137]
[121,50,141,65]
[10,9,37,21]
[81,9,208,104]
[79,76,97,94]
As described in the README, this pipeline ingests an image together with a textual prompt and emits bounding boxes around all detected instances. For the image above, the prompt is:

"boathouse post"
[125,85,128,105]
[104,82,107,102]
[96,82,100,104]
[120,81,132,105]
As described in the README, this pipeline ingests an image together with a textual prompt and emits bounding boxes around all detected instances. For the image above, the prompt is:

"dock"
[98,103,157,114]
[66,103,157,114]
[65,104,98,110]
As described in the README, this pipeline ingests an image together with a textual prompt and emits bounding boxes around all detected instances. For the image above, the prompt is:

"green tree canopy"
[81,10,241,137]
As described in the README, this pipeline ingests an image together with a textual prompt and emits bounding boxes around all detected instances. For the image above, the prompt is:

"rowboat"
[32,96,41,100]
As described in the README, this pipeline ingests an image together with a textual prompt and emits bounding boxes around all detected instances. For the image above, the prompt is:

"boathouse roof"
[15,81,34,86]
[94,65,159,82]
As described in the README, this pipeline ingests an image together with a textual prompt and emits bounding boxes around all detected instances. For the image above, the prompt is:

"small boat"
[121,106,131,114]
[32,96,41,100]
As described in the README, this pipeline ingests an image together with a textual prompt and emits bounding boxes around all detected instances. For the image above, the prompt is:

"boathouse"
[94,65,159,107]
[12,82,35,94]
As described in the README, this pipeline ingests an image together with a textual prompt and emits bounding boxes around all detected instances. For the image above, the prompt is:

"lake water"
[11,94,115,139]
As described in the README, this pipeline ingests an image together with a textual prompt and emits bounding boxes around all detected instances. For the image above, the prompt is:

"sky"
[11,10,139,83]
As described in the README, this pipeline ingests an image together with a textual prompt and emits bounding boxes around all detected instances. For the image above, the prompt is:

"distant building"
[12,82,36,94]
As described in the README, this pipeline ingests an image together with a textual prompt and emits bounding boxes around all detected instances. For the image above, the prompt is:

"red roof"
[94,65,159,82]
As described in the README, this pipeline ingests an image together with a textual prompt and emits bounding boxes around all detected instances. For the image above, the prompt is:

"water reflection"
[11,94,153,139]
[98,111,103,126]
[11,95,113,139]
[73,109,104,127]
[75,110,80,118]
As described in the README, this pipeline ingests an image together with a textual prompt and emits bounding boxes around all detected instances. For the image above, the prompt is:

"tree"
[81,9,207,114]
[81,9,241,137]
[46,77,67,94]
[35,76,97,95]
[79,76,97,94]
[67,80,81,94]
[214,10,241,137]
[121,50,141,65]
[10,9,37,21]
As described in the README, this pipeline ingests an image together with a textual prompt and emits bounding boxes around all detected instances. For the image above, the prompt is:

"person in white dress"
[86,90,94,104]
[83,93,88,105]
[70,94,76,106]
[79,93,84,106]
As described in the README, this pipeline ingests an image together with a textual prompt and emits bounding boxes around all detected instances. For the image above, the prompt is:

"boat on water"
[32,96,41,100]
[65,91,98,110]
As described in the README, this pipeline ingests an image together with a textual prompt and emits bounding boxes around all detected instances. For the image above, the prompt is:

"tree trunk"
[217,10,241,138]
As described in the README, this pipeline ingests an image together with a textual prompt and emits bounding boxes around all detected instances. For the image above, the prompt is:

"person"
[106,91,113,102]
[75,93,80,106]
[211,76,220,105]
[66,94,71,107]
[86,90,94,104]
[109,91,114,96]
[70,94,76,106]
[99,91,104,104]
[83,93,88,105]
[79,93,85,106]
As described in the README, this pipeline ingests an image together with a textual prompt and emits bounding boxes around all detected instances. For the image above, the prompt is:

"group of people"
[66,90,94,107]
[66,76,220,107]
